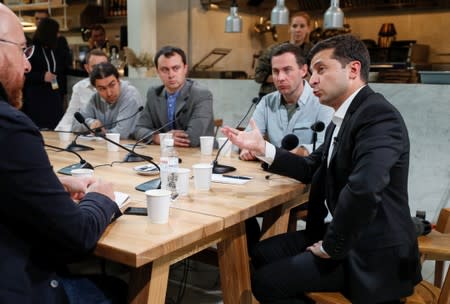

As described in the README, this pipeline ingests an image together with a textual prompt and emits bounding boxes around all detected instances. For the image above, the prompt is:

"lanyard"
[42,47,56,73]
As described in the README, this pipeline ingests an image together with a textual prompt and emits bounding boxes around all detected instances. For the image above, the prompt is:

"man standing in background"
[55,49,108,131]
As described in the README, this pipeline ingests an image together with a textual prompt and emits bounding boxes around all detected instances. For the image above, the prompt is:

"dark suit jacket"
[267,86,421,303]
[134,79,214,147]
[0,84,121,303]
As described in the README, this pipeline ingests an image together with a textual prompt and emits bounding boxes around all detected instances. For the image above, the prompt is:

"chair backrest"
[435,208,450,233]
[214,119,223,138]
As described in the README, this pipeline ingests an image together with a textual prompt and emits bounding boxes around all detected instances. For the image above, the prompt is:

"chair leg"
[434,260,444,287]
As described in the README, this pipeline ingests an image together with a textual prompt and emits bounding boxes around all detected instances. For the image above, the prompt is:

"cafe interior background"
[3,1,450,302]
[5,0,450,80]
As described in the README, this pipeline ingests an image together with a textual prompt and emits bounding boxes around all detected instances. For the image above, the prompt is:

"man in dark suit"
[134,45,214,147]
[0,4,126,303]
[222,34,421,303]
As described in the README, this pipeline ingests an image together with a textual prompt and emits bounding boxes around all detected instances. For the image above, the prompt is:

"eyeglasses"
[0,38,35,59]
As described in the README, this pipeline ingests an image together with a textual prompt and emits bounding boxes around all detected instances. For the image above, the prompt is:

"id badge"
[51,77,59,90]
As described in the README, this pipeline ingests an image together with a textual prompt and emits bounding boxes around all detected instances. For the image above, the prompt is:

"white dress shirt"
[55,78,96,131]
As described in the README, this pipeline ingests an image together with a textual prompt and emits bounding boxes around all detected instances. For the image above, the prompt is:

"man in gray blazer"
[134,46,214,147]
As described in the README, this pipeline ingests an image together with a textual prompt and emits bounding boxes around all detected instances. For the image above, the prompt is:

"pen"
[223,174,252,180]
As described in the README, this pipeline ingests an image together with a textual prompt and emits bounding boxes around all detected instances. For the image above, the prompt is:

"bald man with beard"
[0,4,127,303]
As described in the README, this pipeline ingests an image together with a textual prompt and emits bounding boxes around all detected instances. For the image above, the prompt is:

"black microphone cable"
[212,97,260,174]
[91,106,144,134]
[44,143,94,175]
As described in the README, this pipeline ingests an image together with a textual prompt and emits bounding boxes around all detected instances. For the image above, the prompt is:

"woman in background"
[22,18,64,129]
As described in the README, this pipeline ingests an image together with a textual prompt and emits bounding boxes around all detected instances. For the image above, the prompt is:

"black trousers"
[250,230,406,304]
[250,229,345,303]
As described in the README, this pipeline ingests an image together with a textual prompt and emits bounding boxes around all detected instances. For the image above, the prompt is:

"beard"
[7,87,23,109]
[0,54,24,109]
[1,75,24,109]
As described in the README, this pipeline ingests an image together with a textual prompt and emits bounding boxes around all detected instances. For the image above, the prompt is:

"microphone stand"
[312,131,318,152]
[310,121,325,152]
[45,143,94,175]
[123,116,183,163]
[212,97,260,174]
[66,133,95,152]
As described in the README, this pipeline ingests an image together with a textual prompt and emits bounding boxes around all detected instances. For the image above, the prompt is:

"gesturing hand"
[222,119,266,157]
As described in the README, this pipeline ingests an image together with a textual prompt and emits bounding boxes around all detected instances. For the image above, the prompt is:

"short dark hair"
[34,10,50,17]
[90,62,119,86]
[154,46,187,68]
[308,34,370,83]
[90,24,105,33]
[85,49,108,66]
[271,43,307,67]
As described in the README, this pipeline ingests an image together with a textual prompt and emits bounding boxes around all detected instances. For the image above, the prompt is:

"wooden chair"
[426,208,450,287]
[214,118,223,138]
[306,209,450,304]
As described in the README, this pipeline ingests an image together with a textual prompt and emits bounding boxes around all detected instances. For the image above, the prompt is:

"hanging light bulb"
[324,0,344,29]
[271,0,289,25]
[225,0,242,33]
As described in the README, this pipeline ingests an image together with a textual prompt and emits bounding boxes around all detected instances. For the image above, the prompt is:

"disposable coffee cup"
[145,189,171,224]
[176,168,191,196]
[217,137,232,157]
[71,168,94,177]
[192,163,213,191]
[105,133,120,152]
[159,133,173,153]
[200,136,214,155]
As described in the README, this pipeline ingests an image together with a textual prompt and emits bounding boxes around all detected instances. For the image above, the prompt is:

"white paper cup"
[192,163,213,191]
[217,137,232,157]
[159,133,173,153]
[200,136,214,155]
[145,189,171,224]
[105,133,120,152]
[58,132,72,142]
[71,168,94,177]
[176,168,191,196]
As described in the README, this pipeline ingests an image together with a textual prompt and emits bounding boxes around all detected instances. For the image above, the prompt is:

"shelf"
[8,3,67,12]
[7,1,69,32]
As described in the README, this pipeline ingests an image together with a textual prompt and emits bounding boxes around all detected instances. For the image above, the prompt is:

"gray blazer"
[134,79,214,147]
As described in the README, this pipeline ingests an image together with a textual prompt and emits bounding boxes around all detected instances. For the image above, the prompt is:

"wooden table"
[43,132,308,304]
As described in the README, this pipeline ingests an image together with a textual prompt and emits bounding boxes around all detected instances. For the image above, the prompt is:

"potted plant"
[124,47,154,77]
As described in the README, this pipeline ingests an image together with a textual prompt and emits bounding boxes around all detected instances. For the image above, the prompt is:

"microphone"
[264,134,299,180]
[311,121,325,132]
[44,143,94,175]
[123,113,184,163]
[311,120,325,151]
[281,134,299,150]
[212,96,260,174]
[91,106,144,134]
